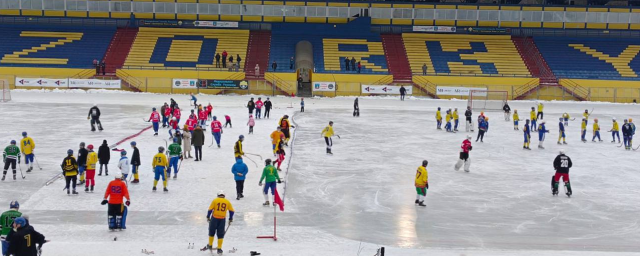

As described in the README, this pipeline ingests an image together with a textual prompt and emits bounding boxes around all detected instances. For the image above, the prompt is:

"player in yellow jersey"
[581,118,588,142]
[530,107,537,132]
[583,109,591,126]
[234,135,244,160]
[19,132,35,172]
[445,110,453,132]
[523,120,531,150]
[270,127,284,156]
[562,113,571,127]
[513,110,520,130]
[203,191,235,254]
[537,102,544,120]
[610,118,620,143]
[414,160,428,207]
[436,107,442,130]
[592,118,602,142]
[321,121,338,155]
[453,108,459,131]
[152,146,169,192]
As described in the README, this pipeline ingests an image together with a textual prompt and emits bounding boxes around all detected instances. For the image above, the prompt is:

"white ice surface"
[1,90,639,256]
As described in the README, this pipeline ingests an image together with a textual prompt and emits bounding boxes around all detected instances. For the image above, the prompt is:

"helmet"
[594,118,598,122]
[239,135,244,140]
[613,117,617,121]
[172,117,177,120]
[173,137,178,143]
[158,146,165,153]
[531,107,535,109]
[13,217,26,227]
[115,173,123,179]
[585,109,589,112]
[87,144,94,150]
[466,135,472,140]
[559,150,565,155]
[422,160,428,166]
[217,190,225,196]
[630,118,634,122]
[213,116,217,120]
[265,159,272,165]
[130,141,136,146]
[437,107,441,110]
[67,149,74,155]
[10,140,16,145]
[121,150,127,156]
[152,107,156,111]
[9,201,19,209]
[559,118,563,121]
[22,132,27,137]
[284,115,289,119]
[80,142,86,147]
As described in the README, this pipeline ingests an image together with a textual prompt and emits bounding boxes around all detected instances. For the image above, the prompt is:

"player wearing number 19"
[415,161,428,207]
[1,201,22,256]
[204,191,235,254]
[552,151,573,197]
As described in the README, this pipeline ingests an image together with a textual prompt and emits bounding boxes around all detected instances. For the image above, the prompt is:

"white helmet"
[613,117,616,121]
[115,173,123,179]
[559,150,565,155]
[466,135,472,140]
[217,190,225,196]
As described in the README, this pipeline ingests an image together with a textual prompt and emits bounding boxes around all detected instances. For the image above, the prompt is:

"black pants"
[91,118,103,131]
[65,175,77,190]
[476,130,485,142]
[459,152,469,160]
[537,112,543,120]
[222,61,226,68]
[216,60,220,68]
[400,94,405,101]
[324,137,332,147]
[249,126,253,134]
[301,106,304,112]
[225,120,232,128]
[3,159,16,173]
[235,180,244,196]
[100,164,108,174]
[249,108,254,115]
[195,146,202,160]
[265,109,271,118]
[108,203,123,216]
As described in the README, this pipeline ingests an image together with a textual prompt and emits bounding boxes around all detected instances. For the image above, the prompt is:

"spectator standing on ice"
[98,140,110,176]
[264,98,272,119]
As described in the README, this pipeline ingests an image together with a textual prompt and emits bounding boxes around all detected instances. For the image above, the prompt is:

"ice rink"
[1,90,639,256]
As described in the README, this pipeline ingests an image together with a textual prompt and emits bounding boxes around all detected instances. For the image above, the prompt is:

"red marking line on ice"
[109,125,153,149]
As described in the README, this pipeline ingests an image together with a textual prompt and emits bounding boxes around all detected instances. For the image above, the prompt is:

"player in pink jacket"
[247,115,255,134]
[255,97,264,119]
[206,103,213,120]
[224,115,232,128]
[186,117,197,133]
[173,106,182,123]
[148,107,161,136]
[198,108,208,130]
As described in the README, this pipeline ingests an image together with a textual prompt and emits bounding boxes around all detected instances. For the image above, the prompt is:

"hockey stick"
[617,142,624,148]
[209,136,215,147]
[245,153,263,161]
[142,118,150,122]
[34,156,43,170]
[633,144,640,151]
[225,221,232,233]
[18,164,25,179]
[570,118,576,121]
[244,155,259,168]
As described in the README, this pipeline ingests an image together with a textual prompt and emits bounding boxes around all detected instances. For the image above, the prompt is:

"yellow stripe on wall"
[392,19,412,25]
[371,3,391,8]
[306,17,326,23]
[285,17,305,22]
[456,20,476,26]
[350,3,368,7]
[586,23,606,29]
[543,22,563,28]
[0,10,20,15]
[328,2,348,7]
[478,21,499,27]
[155,13,176,19]
[307,2,326,6]
[588,8,608,12]
[66,11,87,17]
[630,24,640,29]
[177,14,197,20]
[22,10,42,16]
[44,10,65,17]
[414,5,434,9]
[328,17,348,23]
[198,14,219,20]
[521,21,541,28]
[393,4,413,8]
[177,0,197,2]
[112,12,131,19]
[134,13,154,19]
[500,21,520,27]
[566,7,586,12]
[608,23,629,30]
[371,19,391,25]
[263,16,283,22]
[285,2,305,6]
[565,23,586,29]
[458,6,478,10]
[220,15,241,21]
[220,0,240,3]
[501,6,521,10]
[263,1,284,5]
[89,12,109,18]
[414,20,434,25]
[609,8,630,13]
[436,5,456,9]
[544,7,564,11]
[523,7,543,11]
[479,6,499,10]
[435,20,455,26]
[242,15,262,22]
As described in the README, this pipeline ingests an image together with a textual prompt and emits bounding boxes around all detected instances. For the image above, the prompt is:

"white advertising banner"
[194,21,239,28]
[69,79,121,89]
[172,79,198,89]
[413,26,457,33]
[361,85,412,95]
[312,81,336,92]
[436,86,487,96]
[15,77,68,87]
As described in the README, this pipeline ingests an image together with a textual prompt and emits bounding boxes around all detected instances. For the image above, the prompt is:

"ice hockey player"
[444,109,453,132]
[190,93,197,107]
[85,144,98,192]
[1,201,22,255]
[537,102,544,120]
[453,108,459,131]
[530,107,537,132]
[273,137,286,170]
[581,118,588,142]
[173,105,182,123]
[503,102,511,121]
[247,115,255,134]
[583,109,591,126]
[300,98,305,113]
[130,141,140,184]
[161,103,169,128]
[279,115,294,146]
[198,106,208,130]
[259,159,282,206]
[19,132,35,172]
[211,116,223,148]
[152,147,169,192]
[186,115,197,134]
[117,150,130,181]
[513,110,520,130]
[98,140,110,176]
[224,115,232,128]
[353,98,360,117]
[414,160,428,207]
[523,120,531,150]
[477,112,485,127]
[6,216,46,256]
[538,121,549,149]
[148,107,161,136]
[558,118,567,145]
[2,140,20,181]
[170,98,177,109]
[168,117,179,138]
[454,136,472,172]
[163,103,172,128]
[552,150,573,197]
[270,127,284,156]
[592,118,602,142]
[610,118,620,143]
[465,106,473,132]
[234,135,245,160]
[247,98,256,116]
[101,173,130,230]
[436,107,442,130]
[203,191,235,254]
[167,137,182,179]
[255,97,263,119]
[562,112,571,127]
[476,117,488,142]
[232,159,248,200]
[622,119,633,150]
[206,103,213,120]
[322,121,336,154]
[88,104,103,132]
[77,142,88,185]
[61,149,79,195]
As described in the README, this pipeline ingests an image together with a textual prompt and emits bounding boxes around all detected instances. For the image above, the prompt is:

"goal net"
[467,90,508,111]
[1,80,10,102]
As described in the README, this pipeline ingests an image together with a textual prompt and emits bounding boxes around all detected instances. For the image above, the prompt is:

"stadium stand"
[123,27,249,69]
[0,26,115,68]
[403,34,531,77]
[535,37,640,80]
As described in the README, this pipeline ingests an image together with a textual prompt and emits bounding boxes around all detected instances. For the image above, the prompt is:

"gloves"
[101,200,108,205]
[258,182,262,186]
[426,183,429,189]
[277,179,282,184]
[229,218,233,223]
[180,156,183,160]
[87,116,90,120]
[207,217,211,223]
[125,201,130,206]
[469,146,473,150]
[291,125,296,128]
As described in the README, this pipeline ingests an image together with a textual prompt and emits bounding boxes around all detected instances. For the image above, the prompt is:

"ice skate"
[263,201,270,206]
[418,201,426,207]
[12,175,16,180]
[72,190,78,195]
[85,187,89,192]
[163,187,169,192]
[91,185,94,192]
[1,175,5,181]
[152,187,157,191]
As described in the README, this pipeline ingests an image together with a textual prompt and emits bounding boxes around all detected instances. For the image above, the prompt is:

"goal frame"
[1,80,9,102]
[467,90,508,111]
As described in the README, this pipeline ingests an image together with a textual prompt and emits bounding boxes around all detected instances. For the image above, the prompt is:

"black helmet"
[158,146,165,153]
[265,159,272,165]
[422,160,428,166]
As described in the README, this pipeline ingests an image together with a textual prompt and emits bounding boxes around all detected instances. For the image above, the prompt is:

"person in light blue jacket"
[231,158,249,200]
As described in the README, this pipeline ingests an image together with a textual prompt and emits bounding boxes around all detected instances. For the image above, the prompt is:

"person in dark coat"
[98,140,110,176]
[192,126,205,161]
[215,53,221,68]
[353,98,360,117]
[351,57,356,71]
[130,141,141,183]
[272,61,277,72]
[289,57,294,69]
[7,217,46,256]
[400,86,406,101]
[264,98,272,119]
[77,142,88,185]
[344,57,350,71]
[236,54,242,69]
[247,98,255,115]
[88,104,103,132]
